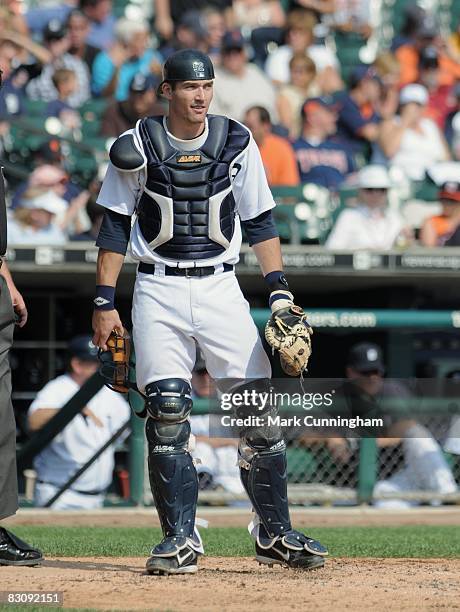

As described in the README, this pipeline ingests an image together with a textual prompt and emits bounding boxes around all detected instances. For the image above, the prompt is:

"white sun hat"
[357,165,391,189]
[20,190,67,215]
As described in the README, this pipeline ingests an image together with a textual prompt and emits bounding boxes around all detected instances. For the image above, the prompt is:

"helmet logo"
[192,61,205,78]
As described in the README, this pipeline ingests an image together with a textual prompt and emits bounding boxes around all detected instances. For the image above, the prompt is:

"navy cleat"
[146,535,200,575]
[255,530,328,570]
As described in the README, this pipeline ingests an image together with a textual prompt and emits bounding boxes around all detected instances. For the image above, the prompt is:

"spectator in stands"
[210,30,277,122]
[7,188,68,245]
[100,73,164,138]
[344,343,458,508]
[443,370,460,459]
[391,3,425,52]
[229,0,285,67]
[153,0,232,44]
[71,199,105,242]
[12,163,81,210]
[0,32,51,120]
[287,0,335,19]
[331,0,372,39]
[26,18,91,108]
[420,181,460,247]
[67,8,100,73]
[79,0,116,51]
[45,68,82,133]
[445,83,460,152]
[379,84,450,182]
[0,0,29,37]
[325,165,409,250]
[159,10,209,59]
[418,46,456,130]
[372,52,401,125]
[189,348,243,496]
[276,53,319,139]
[0,39,27,120]
[243,106,300,187]
[230,0,285,30]
[92,17,162,101]
[335,64,382,158]
[396,14,460,88]
[449,17,460,61]
[293,96,354,190]
[264,10,342,93]
[202,7,226,66]
[28,335,130,509]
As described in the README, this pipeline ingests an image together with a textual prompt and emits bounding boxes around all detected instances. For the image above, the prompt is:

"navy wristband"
[264,270,290,292]
[94,285,115,310]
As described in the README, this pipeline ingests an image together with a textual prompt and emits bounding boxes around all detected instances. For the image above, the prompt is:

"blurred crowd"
[1,0,460,248]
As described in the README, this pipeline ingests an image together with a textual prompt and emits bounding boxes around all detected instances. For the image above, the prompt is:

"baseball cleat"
[146,536,199,575]
[255,530,327,570]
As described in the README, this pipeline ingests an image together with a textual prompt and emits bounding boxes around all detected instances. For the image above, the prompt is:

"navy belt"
[138,262,234,277]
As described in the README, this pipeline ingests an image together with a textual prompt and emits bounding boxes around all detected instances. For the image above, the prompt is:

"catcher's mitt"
[265,304,313,377]
[98,328,131,393]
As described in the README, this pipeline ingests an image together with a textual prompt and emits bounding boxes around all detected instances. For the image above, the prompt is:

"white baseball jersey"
[29,374,130,496]
[97,116,276,267]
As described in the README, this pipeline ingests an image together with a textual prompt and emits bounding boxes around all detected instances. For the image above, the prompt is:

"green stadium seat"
[271,184,340,245]
[80,98,109,122]
[23,98,48,117]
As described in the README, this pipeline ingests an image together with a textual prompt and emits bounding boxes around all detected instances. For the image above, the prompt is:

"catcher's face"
[164,79,213,126]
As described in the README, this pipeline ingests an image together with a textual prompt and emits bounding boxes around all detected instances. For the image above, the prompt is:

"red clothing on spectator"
[426,85,456,130]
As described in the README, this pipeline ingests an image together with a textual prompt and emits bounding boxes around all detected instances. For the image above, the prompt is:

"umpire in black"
[0,68,42,565]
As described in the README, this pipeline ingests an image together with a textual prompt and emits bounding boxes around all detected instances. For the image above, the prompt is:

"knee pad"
[146,418,191,452]
[145,378,192,422]
[234,379,284,455]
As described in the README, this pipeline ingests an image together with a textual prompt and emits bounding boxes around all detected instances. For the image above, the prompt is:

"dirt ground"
[2,509,459,611]
[1,557,459,611]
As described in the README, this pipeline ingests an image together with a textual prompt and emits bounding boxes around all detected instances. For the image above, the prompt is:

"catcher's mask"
[97,330,136,394]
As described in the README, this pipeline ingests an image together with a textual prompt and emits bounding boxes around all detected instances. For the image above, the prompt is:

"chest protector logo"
[135,115,250,261]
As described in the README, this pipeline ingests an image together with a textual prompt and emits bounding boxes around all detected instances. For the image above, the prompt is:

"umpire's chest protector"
[136,115,249,261]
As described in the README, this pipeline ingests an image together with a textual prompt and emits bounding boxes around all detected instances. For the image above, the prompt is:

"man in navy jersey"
[293,96,355,190]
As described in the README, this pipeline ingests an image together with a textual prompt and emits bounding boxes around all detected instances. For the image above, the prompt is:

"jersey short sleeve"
[28,376,76,413]
[96,129,146,216]
[232,132,276,222]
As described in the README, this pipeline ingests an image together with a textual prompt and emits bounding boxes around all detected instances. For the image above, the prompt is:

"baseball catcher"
[92,48,328,575]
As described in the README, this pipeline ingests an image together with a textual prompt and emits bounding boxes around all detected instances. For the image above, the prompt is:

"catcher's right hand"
[265,294,313,377]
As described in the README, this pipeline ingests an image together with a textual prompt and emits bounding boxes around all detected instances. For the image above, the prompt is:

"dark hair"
[66,8,89,25]
[246,105,271,125]
[79,0,102,9]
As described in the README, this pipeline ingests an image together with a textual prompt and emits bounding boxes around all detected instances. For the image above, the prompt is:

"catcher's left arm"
[251,237,313,377]
[264,271,313,377]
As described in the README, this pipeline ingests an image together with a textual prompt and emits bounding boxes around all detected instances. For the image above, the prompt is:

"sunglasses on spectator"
[357,369,383,376]
[362,187,387,193]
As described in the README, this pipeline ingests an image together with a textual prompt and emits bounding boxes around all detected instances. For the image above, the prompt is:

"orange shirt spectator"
[397,44,460,87]
[244,106,300,187]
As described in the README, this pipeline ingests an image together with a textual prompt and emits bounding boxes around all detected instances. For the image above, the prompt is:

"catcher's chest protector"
[137,115,249,261]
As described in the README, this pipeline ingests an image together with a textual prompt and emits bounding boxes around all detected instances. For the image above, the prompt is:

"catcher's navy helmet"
[158,48,214,94]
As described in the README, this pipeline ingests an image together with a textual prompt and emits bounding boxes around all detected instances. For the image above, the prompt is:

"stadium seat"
[23,98,48,117]
[271,184,339,245]
[333,31,367,84]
